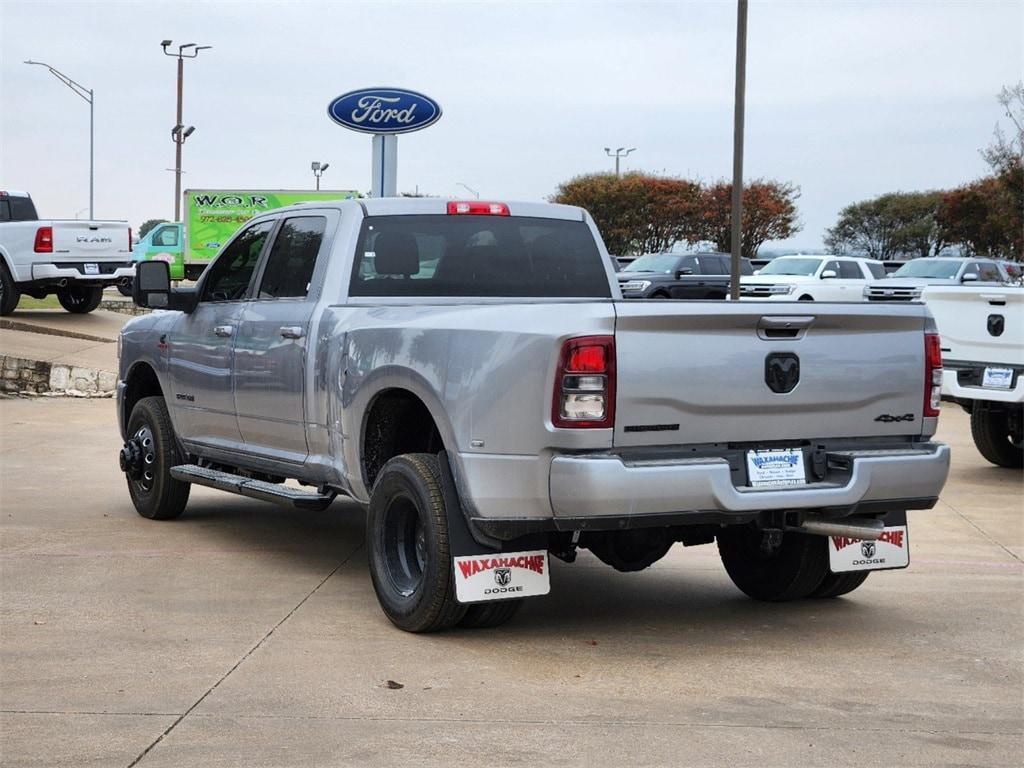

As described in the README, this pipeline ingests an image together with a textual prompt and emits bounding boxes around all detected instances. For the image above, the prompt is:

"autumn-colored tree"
[699,180,801,258]
[552,172,701,255]
[938,160,1023,260]
[825,191,948,260]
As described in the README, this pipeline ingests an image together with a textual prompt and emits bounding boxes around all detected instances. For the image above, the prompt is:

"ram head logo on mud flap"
[494,568,512,586]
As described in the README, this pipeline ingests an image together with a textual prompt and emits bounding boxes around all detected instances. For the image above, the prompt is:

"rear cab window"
[349,215,611,298]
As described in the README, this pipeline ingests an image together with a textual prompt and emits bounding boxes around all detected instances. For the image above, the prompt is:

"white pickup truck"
[925,284,1023,467]
[0,190,134,315]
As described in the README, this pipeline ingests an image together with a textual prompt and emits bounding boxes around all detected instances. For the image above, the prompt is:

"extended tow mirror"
[821,269,837,279]
[132,260,198,313]
[133,260,171,308]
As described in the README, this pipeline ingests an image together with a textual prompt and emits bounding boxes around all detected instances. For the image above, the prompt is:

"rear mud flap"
[438,450,551,603]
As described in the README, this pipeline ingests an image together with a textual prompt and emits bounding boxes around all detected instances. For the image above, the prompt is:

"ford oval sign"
[327,88,442,135]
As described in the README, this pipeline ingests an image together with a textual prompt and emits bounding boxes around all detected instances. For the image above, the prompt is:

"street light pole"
[604,147,636,177]
[456,182,479,199]
[311,161,330,191]
[729,0,748,301]
[24,60,94,218]
[162,41,211,221]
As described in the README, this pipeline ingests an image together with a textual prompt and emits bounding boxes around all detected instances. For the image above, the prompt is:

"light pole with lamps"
[24,60,94,218]
[162,40,211,221]
[604,147,636,176]
[311,161,330,190]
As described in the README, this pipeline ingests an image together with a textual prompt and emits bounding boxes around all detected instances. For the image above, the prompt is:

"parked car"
[618,252,752,299]
[118,198,949,633]
[925,284,1022,468]
[864,257,1008,302]
[0,190,133,315]
[740,255,886,301]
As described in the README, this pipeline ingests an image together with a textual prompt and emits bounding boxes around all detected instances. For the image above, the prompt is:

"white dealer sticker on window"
[828,525,910,573]
[453,550,550,603]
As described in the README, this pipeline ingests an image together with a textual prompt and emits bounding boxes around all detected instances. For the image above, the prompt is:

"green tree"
[699,180,801,258]
[552,172,702,255]
[138,218,167,239]
[824,192,947,260]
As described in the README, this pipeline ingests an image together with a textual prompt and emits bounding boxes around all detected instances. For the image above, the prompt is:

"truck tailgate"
[50,220,131,260]
[612,301,929,446]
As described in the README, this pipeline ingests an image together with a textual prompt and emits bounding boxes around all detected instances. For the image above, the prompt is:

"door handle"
[213,325,233,338]
[279,326,305,339]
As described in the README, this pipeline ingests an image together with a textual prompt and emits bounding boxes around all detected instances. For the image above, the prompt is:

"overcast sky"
[2,0,1021,249]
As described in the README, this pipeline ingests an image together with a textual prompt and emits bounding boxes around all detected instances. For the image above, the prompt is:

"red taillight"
[552,335,615,429]
[33,226,53,253]
[924,332,942,418]
[128,227,133,252]
[447,201,510,216]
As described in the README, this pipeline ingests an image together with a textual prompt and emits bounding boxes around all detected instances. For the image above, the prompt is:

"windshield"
[758,258,823,276]
[622,254,679,273]
[891,260,960,279]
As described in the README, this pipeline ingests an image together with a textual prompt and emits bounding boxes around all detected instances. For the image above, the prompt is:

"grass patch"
[15,295,62,310]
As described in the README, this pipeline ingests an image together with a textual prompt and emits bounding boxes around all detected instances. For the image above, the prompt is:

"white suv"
[740,255,886,302]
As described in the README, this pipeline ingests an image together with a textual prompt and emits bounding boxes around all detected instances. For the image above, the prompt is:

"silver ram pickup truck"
[118,198,950,632]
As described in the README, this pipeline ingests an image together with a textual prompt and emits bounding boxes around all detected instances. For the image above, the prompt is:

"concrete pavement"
[0,401,1021,767]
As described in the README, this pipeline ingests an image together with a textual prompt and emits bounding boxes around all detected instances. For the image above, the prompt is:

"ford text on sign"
[327,88,442,134]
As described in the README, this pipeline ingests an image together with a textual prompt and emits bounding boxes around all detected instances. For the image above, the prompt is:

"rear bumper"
[29,262,135,284]
[942,367,1024,404]
[549,443,949,518]
[462,442,950,541]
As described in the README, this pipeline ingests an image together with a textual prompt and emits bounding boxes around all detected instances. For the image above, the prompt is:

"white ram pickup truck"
[0,190,134,315]
[925,284,1023,467]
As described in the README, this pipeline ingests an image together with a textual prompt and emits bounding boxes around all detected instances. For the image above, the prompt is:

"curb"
[0,318,114,344]
[0,355,116,397]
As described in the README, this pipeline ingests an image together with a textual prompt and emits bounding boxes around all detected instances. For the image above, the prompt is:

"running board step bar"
[170,464,335,511]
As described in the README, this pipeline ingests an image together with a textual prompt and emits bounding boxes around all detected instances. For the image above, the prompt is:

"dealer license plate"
[828,525,909,572]
[746,448,806,487]
[453,550,550,603]
[982,367,1013,390]
[83,263,99,275]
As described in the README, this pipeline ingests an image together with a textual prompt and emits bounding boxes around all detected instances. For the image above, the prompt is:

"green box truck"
[133,189,360,281]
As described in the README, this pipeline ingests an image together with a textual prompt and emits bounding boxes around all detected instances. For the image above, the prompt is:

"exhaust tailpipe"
[119,277,131,287]
[57,278,68,288]
[795,515,884,541]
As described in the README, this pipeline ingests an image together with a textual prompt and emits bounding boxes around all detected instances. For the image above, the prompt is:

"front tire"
[798,294,814,301]
[970,407,1023,468]
[124,396,190,520]
[117,280,133,297]
[0,262,20,316]
[57,285,103,314]
[366,454,467,632]
[717,526,829,601]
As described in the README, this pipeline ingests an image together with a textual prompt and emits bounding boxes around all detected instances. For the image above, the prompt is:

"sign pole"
[371,134,398,197]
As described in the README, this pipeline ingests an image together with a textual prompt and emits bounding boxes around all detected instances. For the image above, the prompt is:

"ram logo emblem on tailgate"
[988,314,1005,337]
[765,353,799,394]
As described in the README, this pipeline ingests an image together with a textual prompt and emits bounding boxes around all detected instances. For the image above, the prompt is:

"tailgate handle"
[758,316,814,340]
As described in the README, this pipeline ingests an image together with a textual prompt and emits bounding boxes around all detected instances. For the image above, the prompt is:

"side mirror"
[676,268,693,278]
[961,273,979,283]
[821,269,837,279]
[133,260,171,308]
[133,260,197,313]
[753,269,761,275]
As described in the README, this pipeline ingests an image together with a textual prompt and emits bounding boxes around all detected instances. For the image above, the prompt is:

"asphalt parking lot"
[0,399,1021,767]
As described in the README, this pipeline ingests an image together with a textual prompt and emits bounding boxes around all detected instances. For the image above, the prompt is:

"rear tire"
[458,599,523,629]
[812,571,869,598]
[970,407,1023,468]
[0,262,20,316]
[124,396,190,520]
[57,285,103,314]
[717,526,829,601]
[367,454,467,632]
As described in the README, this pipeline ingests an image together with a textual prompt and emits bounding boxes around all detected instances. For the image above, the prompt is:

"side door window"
[153,226,179,247]
[256,216,327,299]
[977,262,1002,282]
[838,261,863,279]
[822,260,841,277]
[961,262,980,281]
[678,256,698,275]
[200,221,275,303]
